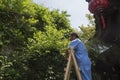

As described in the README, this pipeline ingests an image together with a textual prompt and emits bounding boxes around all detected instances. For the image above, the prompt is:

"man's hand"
[64,48,70,59]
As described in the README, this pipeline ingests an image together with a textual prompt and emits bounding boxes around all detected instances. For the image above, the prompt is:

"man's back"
[68,38,91,65]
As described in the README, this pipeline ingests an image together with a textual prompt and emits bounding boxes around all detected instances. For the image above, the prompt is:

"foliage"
[80,26,95,42]
[0,0,72,79]
[27,26,69,79]
[50,10,71,30]
[28,26,69,54]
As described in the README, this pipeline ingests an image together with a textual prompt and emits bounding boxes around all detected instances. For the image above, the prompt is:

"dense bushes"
[0,0,72,79]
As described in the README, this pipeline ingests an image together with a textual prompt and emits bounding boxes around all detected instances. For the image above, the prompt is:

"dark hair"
[70,32,79,38]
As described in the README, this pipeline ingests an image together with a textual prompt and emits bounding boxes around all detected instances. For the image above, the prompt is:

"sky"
[33,0,90,30]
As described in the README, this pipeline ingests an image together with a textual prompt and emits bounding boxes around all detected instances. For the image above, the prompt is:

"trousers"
[76,64,92,80]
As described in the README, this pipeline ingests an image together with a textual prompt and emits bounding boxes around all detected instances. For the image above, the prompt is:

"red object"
[88,0,108,13]
[88,0,108,29]
[100,13,106,29]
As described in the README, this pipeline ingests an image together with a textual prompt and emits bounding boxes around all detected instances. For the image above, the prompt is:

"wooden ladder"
[64,48,82,80]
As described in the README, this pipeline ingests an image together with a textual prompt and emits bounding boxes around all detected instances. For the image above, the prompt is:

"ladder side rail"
[70,48,82,80]
[64,52,72,80]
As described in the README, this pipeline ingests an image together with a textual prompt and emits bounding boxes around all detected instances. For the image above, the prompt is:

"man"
[66,32,92,80]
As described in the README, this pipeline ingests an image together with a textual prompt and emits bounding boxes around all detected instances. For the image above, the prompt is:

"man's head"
[70,32,79,41]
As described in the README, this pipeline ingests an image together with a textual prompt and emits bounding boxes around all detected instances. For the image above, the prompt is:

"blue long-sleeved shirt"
[68,38,91,67]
